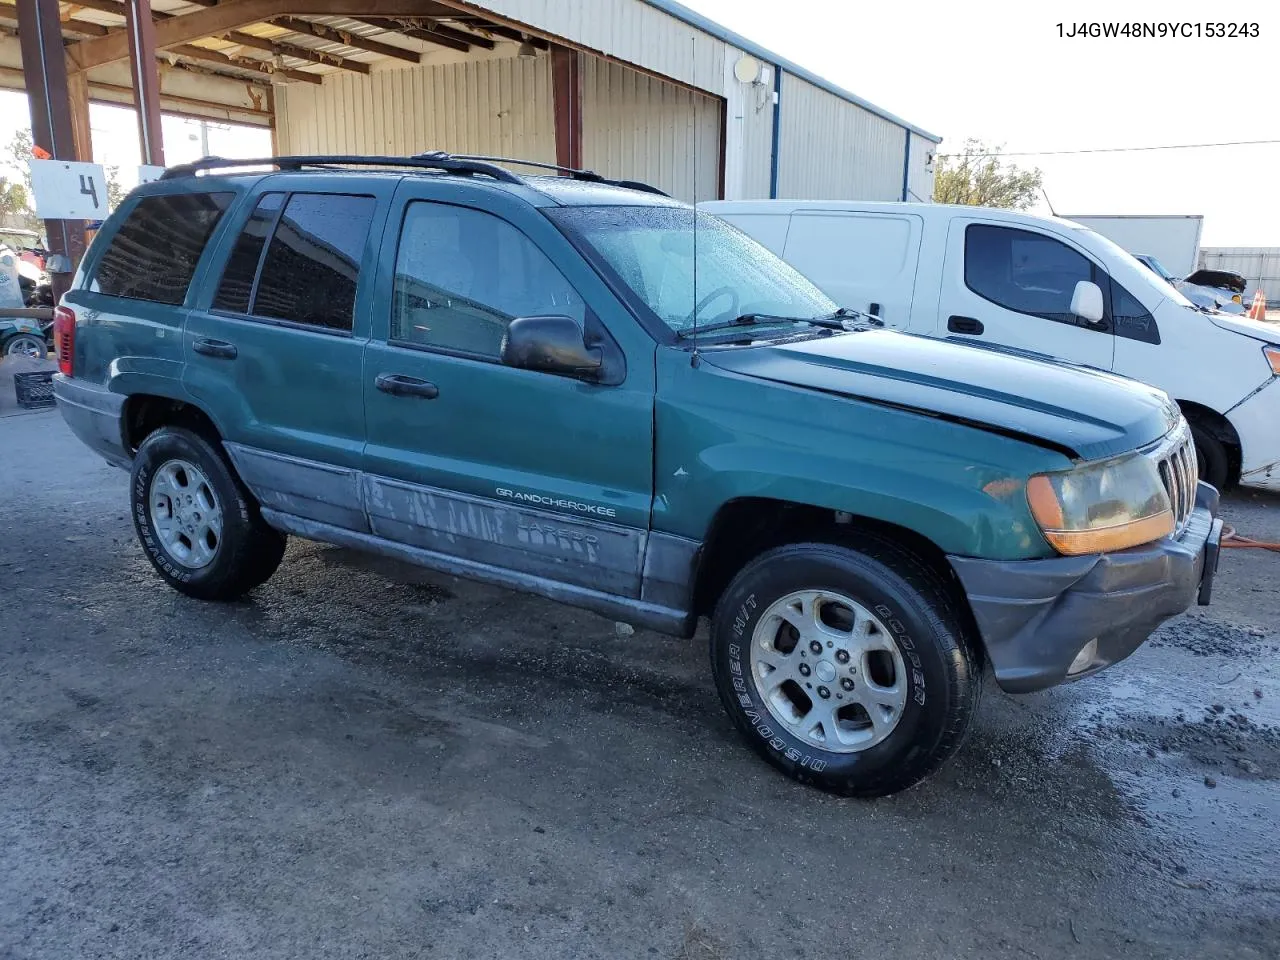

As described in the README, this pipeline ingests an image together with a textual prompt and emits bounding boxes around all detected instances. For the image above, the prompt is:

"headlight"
[1265,345,1280,376]
[1026,453,1172,555]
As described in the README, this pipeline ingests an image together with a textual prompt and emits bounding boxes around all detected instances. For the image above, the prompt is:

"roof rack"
[160,153,523,183]
[447,154,669,196]
[159,151,669,196]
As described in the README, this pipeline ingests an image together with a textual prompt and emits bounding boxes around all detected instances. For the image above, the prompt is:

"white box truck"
[1064,215,1203,279]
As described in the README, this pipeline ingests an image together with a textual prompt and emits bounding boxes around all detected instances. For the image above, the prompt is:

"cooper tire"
[131,426,286,600]
[710,539,983,797]
[1189,421,1229,491]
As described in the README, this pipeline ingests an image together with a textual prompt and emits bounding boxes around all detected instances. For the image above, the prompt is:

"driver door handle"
[192,337,238,359]
[375,373,439,400]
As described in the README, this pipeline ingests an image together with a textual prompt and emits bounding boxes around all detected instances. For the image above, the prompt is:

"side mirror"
[501,315,603,379]
[1070,280,1104,324]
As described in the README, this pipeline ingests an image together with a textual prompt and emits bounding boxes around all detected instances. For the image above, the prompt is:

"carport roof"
[0,0,939,144]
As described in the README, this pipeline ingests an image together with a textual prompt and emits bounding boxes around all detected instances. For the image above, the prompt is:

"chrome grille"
[1150,424,1197,533]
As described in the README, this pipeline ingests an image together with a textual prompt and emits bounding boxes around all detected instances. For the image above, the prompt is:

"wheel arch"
[691,496,968,624]
[1176,399,1241,487]
[122,392,224,454]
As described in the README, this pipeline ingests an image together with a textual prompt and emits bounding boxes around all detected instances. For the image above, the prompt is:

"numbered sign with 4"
[28,159,110,220]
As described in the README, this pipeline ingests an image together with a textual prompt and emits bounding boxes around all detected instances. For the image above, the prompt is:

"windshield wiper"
[675,308,884,340]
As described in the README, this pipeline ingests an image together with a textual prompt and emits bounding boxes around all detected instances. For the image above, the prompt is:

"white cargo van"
[701,200,1280,492]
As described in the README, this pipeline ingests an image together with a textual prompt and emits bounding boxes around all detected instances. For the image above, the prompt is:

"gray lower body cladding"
[948,483,1221,693]
[221,443,701,637]
[52,374,130,469]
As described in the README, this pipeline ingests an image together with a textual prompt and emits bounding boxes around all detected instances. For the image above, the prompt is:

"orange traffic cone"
[1247,289,1267,321]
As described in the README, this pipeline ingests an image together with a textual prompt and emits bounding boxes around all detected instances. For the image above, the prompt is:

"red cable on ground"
[1220,525,1280,554]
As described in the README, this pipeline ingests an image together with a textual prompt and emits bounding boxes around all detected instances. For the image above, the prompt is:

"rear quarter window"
[91,192,234,305]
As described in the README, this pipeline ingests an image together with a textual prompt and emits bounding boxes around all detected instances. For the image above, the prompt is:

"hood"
[1206,310,1280,343]
[703,330,1180,461]
[1183,269,1246,293]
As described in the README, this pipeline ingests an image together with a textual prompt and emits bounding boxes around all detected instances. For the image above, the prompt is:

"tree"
[933,139,1043,210]
[0,129,42,232]
[105,166,127,212]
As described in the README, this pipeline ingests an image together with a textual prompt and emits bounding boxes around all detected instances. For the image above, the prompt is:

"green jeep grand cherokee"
[52,153,1222,796]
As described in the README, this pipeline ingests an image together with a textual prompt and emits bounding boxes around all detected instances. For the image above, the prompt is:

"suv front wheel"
[710,540,983,797]
[131,426,286,600]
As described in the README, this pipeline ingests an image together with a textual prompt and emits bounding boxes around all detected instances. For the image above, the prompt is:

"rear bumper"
[52,374,130,469]
[948,483,1221,694]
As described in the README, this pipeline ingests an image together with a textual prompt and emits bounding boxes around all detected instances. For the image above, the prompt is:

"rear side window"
[213,193,375,332]
[92,192,233,304]
[212,192,284,314]
[964,224,1097,325]
[254,194,374,332]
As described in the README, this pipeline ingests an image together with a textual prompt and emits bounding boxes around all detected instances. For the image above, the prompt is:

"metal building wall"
[275,55,555,161]
[907,132,936,203]
[581,57,721,203]
[775,73,907,201]
[474,0,725,93]
[1199,247,1280,301]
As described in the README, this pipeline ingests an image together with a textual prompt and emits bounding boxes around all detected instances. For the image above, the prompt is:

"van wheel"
[710,540,983,797]
[131,426,286,600]
[1189,422,1228,491]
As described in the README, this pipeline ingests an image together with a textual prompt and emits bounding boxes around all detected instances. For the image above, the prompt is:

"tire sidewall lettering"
[722,574,929,778]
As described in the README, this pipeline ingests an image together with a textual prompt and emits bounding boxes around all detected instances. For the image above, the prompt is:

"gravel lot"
[1,410,1277,960]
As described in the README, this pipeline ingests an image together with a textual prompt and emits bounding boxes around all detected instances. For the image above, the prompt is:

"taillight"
[53,305,75,376]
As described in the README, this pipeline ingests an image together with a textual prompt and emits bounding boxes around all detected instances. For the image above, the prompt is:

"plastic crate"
[14,371,55,410]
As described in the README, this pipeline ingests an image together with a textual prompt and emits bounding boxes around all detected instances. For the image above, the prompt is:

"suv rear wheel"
[131,426,286,600]
[710,540,983,797]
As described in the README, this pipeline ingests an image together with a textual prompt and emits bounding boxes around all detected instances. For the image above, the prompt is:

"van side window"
[1110,278,1160,344]
[92,192,233,305]
[964,224,1098,326]
[391,202,584,359]
[212,192,285,314]
[252,194,375,332]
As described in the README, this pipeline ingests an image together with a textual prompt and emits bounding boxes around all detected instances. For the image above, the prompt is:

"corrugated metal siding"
[275,56,555,161]
[582,57,721,204]
[775,74,906,201]
[475,0,725,94]
[1199,247,1280,301]
[907,132,935,203]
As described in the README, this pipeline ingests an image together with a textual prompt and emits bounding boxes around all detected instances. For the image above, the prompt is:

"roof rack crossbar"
[160,154,523,184]
[445,154,670,197]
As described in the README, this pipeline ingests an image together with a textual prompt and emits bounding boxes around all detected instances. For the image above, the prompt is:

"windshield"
[547,206,836,335]
[1138,255,1173,281]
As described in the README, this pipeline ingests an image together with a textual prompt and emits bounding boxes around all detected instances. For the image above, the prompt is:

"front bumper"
[52,374,130,469]
[948,483,1221,694]
[1229,379,1280,491]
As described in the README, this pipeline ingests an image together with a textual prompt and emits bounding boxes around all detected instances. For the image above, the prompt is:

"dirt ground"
[1,411,1277,960]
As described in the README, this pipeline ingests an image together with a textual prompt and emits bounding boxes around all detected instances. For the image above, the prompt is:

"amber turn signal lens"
[1025,475,1065,529]
[1038,511,1175,556]
[1264,345,1280,377]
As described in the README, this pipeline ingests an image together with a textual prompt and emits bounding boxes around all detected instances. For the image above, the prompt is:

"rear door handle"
[375,373,439,400]
[947,315,984,335]
[192,337,237,359]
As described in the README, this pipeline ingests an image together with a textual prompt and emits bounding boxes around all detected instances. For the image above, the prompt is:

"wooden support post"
[15,0,86,296]
[125,0,166,165]
[551,45,582,172]
[68,71,95,163]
